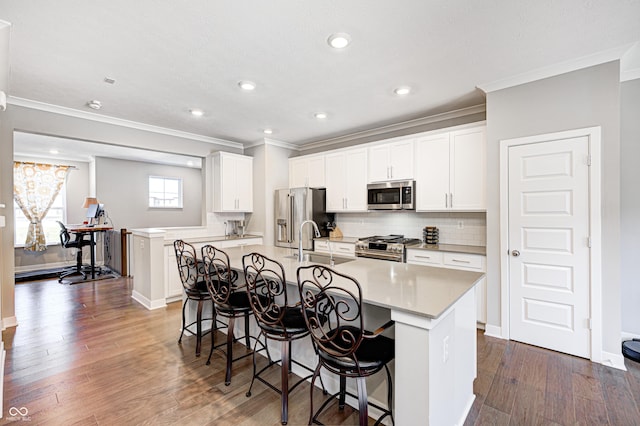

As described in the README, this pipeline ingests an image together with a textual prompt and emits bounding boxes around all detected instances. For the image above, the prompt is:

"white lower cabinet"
[406,249,486,324]
[165,237,263,301]
[314,240,356,257]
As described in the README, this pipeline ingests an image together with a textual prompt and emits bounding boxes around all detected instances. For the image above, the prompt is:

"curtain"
[13,161,71,251]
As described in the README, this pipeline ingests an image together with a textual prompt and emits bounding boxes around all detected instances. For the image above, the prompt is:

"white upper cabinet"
[325,148,368,212]
[415,126,486,211]
[289,154,325,188]
[213,152,253,212]
[368,138,414,182]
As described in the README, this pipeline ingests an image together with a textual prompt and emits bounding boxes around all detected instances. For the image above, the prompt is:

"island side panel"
[392,287,476,425]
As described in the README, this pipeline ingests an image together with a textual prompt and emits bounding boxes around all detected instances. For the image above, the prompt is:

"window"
[149,176,183,208]
[14,186,66,246]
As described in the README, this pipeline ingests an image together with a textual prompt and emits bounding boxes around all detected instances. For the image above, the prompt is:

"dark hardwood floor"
[2,276,640,425]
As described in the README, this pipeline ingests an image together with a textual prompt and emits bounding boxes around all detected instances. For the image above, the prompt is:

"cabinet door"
[289,158,308,188]
[415,134,450,210]
[307,156,325,188]
[344,149,368,211]
[389,139,414,180]
[450,127,486,211]
[236,156,253,212]
[368,139,414,182]
[368,145,391,182]
[325,152,347,211]
[220,155,238,211]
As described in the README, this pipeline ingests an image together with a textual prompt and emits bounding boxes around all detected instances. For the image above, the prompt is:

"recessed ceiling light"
[394,86,411,96]
[189,108,204,117]
[238,81,256,91]
[314,112,328,119]
[327,33,351,49]
[104,77,116,84]
[87,100,102,110]
[263,128,273,135]
[49,149,59,155]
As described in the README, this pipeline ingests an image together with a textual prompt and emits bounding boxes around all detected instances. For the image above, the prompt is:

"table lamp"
[82,197,99,208]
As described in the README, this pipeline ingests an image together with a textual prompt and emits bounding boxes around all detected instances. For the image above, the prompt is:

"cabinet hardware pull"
[450,193,453,208]
[451,259,471,263]
[415,255,431,259]
[445,193,448,208]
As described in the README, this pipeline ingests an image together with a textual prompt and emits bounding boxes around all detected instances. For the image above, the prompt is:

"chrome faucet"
[299,220,321,262]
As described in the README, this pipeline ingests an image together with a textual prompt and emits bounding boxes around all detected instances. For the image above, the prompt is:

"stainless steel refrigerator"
[275,187,331,250]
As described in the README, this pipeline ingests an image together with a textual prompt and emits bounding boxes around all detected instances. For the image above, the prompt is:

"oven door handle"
[356,251,404,262]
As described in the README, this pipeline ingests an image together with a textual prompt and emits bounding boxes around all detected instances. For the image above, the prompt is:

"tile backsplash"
[334,211,486,247]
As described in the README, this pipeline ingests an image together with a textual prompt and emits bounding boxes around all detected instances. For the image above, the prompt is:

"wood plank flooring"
[3,277,640,425]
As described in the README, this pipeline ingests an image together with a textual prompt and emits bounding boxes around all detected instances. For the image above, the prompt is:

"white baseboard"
[601,350,627,371]
[621,331,640,341]
[2,316,17,330]
[483,324,504,339]
[131,290,166,310]
[456,394,476,426]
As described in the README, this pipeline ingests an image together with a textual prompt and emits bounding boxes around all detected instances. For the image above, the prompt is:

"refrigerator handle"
[289,194,295,243]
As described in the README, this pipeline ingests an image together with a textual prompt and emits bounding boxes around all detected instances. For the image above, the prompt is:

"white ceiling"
[3,0,640,160]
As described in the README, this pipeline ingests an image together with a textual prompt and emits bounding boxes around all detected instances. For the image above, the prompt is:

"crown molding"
[8,96,244,149]
[244,137,300,151]
[299,104,486,152]
[477,43,636,93]
[621,68,640,82]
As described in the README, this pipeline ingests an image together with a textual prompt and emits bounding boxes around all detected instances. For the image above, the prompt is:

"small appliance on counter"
[423,226,439,245]
[225,220,246,237]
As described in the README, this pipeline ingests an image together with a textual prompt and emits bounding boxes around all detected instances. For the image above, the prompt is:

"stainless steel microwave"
[367,181,415,210]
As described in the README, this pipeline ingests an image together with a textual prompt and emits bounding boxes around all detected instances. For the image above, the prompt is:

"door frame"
[499,126,602,363]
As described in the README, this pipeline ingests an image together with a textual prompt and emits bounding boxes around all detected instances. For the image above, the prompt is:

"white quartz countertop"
[222,244,484,320]
[408,243,486,256]
[314,236,359,244]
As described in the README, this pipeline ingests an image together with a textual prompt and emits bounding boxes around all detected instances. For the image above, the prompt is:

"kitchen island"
[220,244,484,426]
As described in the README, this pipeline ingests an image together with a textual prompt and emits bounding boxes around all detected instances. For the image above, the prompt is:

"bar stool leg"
[195,299,204,357]
[356,377,368,426]
[281,340,290,425]
[225,316,236,385]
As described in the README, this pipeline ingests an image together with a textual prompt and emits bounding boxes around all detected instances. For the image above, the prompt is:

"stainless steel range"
[355,235,421,262]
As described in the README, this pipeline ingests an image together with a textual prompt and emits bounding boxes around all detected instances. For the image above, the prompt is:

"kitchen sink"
[284,253,354,265]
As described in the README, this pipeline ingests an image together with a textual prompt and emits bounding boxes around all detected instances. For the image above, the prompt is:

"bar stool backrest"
[201,244,236,304]
[243,252,289,332]
[297,264,365,360]
[173,240,202,292]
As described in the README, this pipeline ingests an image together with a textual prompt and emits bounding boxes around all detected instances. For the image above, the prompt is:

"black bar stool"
[297,264,395,426]
[201,244,257,385]
[173,240,216,358]
[243,252,323,425]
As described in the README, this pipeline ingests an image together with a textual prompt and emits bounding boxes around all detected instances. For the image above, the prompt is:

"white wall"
[95,156,202,229]
[486,62,621,356]
[245,142,293,246]
[621,78,640,336]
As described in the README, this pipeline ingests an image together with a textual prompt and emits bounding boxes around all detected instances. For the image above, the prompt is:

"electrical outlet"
[443,335,450,363]
[457,220,464,230]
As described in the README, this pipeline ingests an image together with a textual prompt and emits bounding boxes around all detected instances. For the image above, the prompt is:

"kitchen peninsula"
[223,244,482,425]
[131,232,483,424]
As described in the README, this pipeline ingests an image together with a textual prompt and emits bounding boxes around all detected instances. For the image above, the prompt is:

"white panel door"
[508,136,591,358]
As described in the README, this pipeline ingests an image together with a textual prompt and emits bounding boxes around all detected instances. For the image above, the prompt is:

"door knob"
[511,250,520,257]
